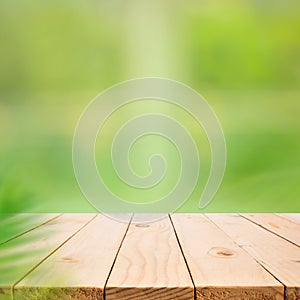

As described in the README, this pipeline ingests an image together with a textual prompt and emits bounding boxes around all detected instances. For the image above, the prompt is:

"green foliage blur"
[0,0,299,212]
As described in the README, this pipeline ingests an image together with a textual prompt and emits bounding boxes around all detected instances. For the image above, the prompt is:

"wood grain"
[171,214,283,300]
[242,213,300,246]
[106,215,194,300]
[14,215,130,300]
[0,214,95,299]
[208,214,300,300]
[1,213,299,300]
[277,214,300,225]
[0,214,60,245]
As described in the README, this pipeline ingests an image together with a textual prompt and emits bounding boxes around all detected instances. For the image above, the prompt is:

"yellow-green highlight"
[0,0,299,212]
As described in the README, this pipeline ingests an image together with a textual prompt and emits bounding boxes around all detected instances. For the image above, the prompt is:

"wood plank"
[208,214,300,300]
[106,214,194,300]
[0,214,61,245]
[277,214,300,225]
[171,214,283,300]
[0,214,95,300]
[14,214,130,300]
[242,214,300,246]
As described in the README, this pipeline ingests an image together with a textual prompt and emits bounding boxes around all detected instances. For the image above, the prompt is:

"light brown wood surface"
[14,215,129,300]
[242,213,300,246]
[277,214,300,225]
[0,214,299,300]
[0,214,60,245]
[171,214,283,300]
[208,214,300,300]
[106,215,194,300]
[0,214,95,299]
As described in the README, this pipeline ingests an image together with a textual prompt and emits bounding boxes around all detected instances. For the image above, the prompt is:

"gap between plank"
[103,214,133,300]
[0,214,62,246]
[169,214,196,300]
[11,214,98,300]
[205,214,287,299]
[239,214,300,249]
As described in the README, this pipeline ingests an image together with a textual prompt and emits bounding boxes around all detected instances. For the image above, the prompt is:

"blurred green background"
[0,0,299,213]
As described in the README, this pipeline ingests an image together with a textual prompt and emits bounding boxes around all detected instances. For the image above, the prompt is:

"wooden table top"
[0,214,299,299]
